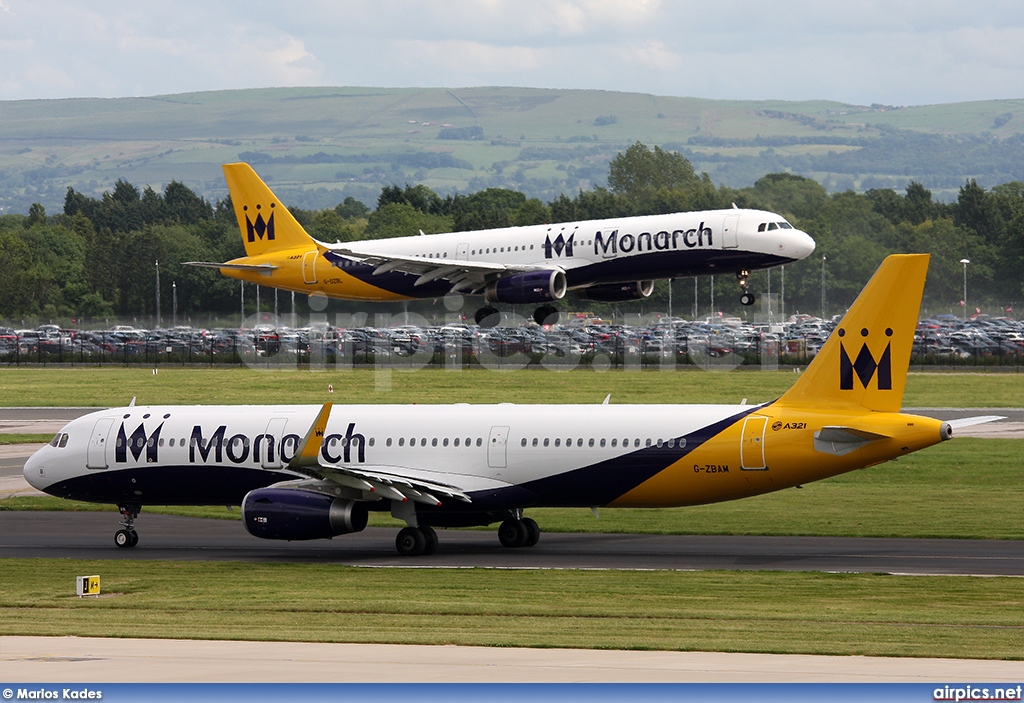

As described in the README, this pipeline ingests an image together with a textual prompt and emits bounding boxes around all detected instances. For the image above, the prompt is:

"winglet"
[289,403,332,469]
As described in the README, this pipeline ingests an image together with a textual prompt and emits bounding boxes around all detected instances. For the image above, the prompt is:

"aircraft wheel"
[475,307,501,328]
[522,517,540,547]
[396,526,426,557]
[114,529,137,548]
[419,525,438,556]
[533,305,559,326]
[498,518,528,548]
[740,292,756,306]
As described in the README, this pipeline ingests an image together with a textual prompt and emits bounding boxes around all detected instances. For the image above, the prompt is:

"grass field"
[2,366,1024,407]
[0,560,1021,659]
[2,366,1021,658]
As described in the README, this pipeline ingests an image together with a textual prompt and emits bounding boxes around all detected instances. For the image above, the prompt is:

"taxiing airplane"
[24,254,1000,556]
[186,163,816,326]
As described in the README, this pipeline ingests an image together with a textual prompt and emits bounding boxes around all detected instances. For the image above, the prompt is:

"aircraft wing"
[282,402,472,506]
[280,463,473,507]
[318,465,472,506]
[328,244,561,293]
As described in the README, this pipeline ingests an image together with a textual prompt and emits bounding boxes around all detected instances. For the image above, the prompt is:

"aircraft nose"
[22,446,48,491]
[790,229,816,260]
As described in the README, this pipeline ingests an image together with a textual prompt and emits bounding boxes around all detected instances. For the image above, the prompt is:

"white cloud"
[0,0,1021,103]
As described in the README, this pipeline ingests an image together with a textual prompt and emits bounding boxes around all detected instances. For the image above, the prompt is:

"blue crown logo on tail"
[838,327,893,391]
[244,204,276,243]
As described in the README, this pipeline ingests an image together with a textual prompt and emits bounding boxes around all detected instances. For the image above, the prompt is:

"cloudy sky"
[1,0,1022,106]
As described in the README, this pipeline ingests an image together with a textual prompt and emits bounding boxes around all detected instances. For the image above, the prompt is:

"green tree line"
[1,142,1022,324]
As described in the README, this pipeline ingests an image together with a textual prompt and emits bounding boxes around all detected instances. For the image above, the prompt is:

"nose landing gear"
[738,270,756,306]
[114,504,140,548]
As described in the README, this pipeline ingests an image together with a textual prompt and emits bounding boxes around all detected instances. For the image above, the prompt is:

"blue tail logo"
[839,327,892,390]
[244,204,275,242]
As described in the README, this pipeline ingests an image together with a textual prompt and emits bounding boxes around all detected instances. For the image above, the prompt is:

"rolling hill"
[1,86,1023,215]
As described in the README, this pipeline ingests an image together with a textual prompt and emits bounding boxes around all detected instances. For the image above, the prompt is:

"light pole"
[781,265,785,321]
[172,282,177,328]
[155,260,161,328]
[692,277,697,319]
[820,255,827,319]
[960,259,970,319]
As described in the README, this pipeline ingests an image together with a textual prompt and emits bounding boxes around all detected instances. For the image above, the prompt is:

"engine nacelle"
[577,281,655,302]
[242,488,368,541]
[484,270,566,304]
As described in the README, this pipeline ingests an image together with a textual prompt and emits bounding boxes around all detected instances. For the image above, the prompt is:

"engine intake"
[242,488,368,541]
[577,281,655,302]
[485,270,566,304]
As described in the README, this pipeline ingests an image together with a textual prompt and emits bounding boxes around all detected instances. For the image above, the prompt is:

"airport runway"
[2,512,1022,575]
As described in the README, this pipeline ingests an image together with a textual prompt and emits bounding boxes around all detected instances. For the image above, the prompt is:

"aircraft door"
[302,250,318,284]
[86,417,115,470]
[487,426,509,469]
[740,416,768,470]
[456,243,469,260]
[261,418,288,469]
[722,215,739,249]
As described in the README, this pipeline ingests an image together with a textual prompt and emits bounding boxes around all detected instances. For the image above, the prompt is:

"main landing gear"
[737,269,756,306]
[395,525,438,557]
[474,305,560,328]
[498,516,540,548]
[114,504,140,548]
[392,510,542,556]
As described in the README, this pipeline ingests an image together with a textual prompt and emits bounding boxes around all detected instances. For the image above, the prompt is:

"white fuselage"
[24,402,756,514]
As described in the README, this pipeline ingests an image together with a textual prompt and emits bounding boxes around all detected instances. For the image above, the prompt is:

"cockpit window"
[59,434,69,448]
[49,434,60,447]
[759,221,795,232]
[49,433,69,448]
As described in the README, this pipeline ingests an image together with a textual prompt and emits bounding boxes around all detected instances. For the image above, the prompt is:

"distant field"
[2,86,1023,213]
[2,366,1023,407]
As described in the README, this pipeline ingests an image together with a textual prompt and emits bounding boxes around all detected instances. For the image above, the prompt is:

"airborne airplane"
[24,255,1000,556]
[186,163,815,326]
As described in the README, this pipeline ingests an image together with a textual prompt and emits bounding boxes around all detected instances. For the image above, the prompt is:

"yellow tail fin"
[780,254,929,412]
[223,163,317,257]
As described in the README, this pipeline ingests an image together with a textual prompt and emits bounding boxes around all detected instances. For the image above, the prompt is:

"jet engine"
[242,488,368,540]
[577,281,655,302]
[484,270,566,305]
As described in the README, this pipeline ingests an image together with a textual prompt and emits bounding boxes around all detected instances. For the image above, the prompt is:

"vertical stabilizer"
[780,254,929,412]
[223,163,317,257]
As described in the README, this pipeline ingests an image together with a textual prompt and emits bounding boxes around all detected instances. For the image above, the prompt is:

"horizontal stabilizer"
[184,261,278,274]
[813,426,890,456]
[947,415,1006,429]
